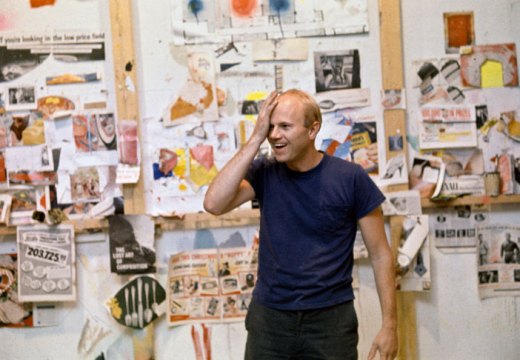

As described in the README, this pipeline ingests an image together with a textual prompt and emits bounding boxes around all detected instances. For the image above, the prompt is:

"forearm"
[371,246,397,329]
[203,136,262,215]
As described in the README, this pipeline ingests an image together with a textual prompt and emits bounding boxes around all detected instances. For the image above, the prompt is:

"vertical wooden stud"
[108,1,152,358]
[109,0,146,215]
[379,0,418,359]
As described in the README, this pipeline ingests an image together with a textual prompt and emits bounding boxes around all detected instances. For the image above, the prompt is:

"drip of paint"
[269,0,289,37]
[231,0,257,17]
[269,0,290,12]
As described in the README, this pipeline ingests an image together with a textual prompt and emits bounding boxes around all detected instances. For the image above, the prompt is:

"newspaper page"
[430,205,489,249]
[477,225,520,298]
[17,224,76,302]
[167,247,257,326]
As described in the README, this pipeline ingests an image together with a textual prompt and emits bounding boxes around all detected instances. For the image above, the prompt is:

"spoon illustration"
[124,287,131,326]
[152,281,159,315]
[145,282,153,323]
[131,285,138,327]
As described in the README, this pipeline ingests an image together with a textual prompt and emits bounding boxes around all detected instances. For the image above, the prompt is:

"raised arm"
[358,207,398,360]
[203,91,279,215]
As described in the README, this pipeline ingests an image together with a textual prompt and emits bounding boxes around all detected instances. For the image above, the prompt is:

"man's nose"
[269,126,280,139]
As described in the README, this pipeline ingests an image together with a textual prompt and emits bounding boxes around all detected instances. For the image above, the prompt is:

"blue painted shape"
[152,163,172,180]
[269,0,290,12]
[188,0,204,16]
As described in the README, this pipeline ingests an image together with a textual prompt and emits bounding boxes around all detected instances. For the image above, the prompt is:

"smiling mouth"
[273,143,287,149]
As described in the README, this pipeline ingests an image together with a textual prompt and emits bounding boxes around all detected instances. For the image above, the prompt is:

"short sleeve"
[245,157,265,200]
[353,166,385,219]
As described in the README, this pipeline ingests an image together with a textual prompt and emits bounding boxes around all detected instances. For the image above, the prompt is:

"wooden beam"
[109,0,145,215]
[108,1,151,358]
[379,1,417,359]
[390,216,417,359]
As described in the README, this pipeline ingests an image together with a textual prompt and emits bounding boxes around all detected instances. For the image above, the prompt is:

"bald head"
[278,89,322,129]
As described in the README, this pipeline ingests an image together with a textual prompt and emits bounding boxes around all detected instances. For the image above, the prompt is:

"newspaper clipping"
[477,225,520,298]
[430,205,489,249]
[167,247,257,326]
[17,224,76,302]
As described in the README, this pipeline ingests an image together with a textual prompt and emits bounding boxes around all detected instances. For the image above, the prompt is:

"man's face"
[268,95,317,169]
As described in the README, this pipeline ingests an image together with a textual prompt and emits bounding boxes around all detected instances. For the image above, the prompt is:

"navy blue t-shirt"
[246,153,385,310]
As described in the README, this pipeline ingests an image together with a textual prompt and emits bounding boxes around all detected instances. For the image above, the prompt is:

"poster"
[109,215,156,275]
[17,224,76,302]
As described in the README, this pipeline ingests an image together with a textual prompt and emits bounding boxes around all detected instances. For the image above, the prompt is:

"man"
[204,89,397,359]
[500,233,519,264]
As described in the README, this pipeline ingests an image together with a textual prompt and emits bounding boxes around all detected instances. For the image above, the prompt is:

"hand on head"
[252,91,279,143]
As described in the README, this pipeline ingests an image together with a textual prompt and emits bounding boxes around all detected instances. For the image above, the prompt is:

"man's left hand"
[367,326,397,360]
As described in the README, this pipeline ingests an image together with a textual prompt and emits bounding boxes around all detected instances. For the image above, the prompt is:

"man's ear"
[309,121,321,140]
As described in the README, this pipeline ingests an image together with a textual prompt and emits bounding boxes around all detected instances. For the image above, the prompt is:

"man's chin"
[272,153,288,162]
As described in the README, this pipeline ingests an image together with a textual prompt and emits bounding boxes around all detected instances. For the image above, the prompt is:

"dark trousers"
[244,300,358,360]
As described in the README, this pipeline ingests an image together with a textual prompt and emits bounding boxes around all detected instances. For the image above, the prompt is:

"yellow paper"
[481,60,504,88]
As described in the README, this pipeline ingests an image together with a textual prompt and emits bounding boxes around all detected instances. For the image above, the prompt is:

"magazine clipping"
[477,225,520,298]
[167,246,258,326]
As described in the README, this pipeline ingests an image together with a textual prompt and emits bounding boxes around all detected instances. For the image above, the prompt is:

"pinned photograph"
[381,89,405,110]
[70,167,102,203]
[37,96,75,120]
[381,190,422,216]
[314,50,361,93]
[5,86,37,111]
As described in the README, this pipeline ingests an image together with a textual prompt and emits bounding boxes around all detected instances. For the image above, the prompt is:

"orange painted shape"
[231,0,257,17]
[30,0,56,8]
